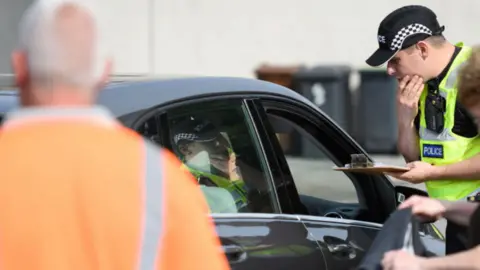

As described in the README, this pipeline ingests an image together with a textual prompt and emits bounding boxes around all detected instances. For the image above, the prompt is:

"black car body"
[0,77,445,270]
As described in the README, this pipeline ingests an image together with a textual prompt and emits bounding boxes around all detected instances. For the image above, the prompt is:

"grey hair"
[17,0,107,89]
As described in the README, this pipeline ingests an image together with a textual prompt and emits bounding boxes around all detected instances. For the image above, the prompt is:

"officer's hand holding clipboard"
[382,161,435,184]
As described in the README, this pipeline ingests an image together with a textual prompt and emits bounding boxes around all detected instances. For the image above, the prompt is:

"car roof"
[0,77,315,117]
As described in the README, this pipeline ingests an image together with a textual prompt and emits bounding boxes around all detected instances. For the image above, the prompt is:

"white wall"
[96,0,480,78]
[95,0,151,75]
[0,0,33,74]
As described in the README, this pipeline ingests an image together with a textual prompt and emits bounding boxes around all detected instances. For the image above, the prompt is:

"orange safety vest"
[0,107,230,270]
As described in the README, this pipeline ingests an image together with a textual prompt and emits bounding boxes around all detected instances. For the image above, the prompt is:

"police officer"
[366,5,480,254]
[170,117,250,211]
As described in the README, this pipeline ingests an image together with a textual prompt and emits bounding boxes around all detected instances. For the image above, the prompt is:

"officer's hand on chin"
[386,161,434,184]
[396,75,424,123]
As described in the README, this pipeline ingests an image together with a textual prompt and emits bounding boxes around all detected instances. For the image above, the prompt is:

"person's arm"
[159,150,230,270]
[440,200,479,226]
[419,245,480,270]
[396,75,423,163]
[398,120,420,162]
[429,153,480,180]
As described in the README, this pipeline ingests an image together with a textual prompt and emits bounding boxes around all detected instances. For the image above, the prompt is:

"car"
[0,77,445,270]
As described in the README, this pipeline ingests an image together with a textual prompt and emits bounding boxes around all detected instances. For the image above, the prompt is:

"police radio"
[424,89,446,133]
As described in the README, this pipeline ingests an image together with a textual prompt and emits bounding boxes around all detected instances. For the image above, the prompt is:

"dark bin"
[292,65,353,158]
[355,69,398,154]
[255,64,304,156]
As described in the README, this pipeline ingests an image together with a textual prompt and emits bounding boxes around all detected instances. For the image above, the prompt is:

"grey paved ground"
[286,154,447,235]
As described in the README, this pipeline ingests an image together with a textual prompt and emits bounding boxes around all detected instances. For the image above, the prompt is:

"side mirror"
[394,185,429,204]
[394,185,436,224]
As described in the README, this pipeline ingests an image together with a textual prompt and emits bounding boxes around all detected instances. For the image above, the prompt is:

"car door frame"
[253,95,443,234]
[247,94,445,252]
[247,95,448,265]
[248,96,398,223]
[128,94,328,270]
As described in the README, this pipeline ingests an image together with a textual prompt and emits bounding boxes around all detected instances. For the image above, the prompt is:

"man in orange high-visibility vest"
[0,1,230,270]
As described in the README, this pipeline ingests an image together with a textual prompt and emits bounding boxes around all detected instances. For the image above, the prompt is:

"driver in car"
[170,117,249,211]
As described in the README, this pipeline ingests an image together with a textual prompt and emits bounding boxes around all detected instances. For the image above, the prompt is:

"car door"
[214,214,326,270]
[134,97,326,270]
[250,96,445,269]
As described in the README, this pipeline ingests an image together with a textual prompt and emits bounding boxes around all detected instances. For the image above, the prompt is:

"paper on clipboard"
[333,162,410,174]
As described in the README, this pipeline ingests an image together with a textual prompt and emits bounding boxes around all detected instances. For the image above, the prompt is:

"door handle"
[327,243,357,259]
[222,244,247,263]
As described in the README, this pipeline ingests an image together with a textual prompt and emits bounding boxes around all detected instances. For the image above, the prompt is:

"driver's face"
[180,141,208,161]
[180,139,230,161]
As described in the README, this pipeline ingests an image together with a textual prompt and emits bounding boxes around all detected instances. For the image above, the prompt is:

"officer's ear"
[415,41,429,60]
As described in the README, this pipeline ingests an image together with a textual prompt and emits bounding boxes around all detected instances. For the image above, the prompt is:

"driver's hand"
[210,152,242,181]
[398,195,446,222]
[226,152,242,181]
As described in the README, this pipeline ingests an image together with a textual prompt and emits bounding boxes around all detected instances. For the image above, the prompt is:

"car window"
[164,100,279,214]
[265,112,359,215]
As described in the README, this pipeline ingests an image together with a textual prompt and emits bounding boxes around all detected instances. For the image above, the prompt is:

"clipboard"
[332,154,409,174]
[333,164,410,174]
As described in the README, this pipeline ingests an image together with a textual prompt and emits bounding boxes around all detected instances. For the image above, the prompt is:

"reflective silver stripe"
[138,140,164,270]
[438,91,447,98]
[445,61,467,89]
[419,126,456,141]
